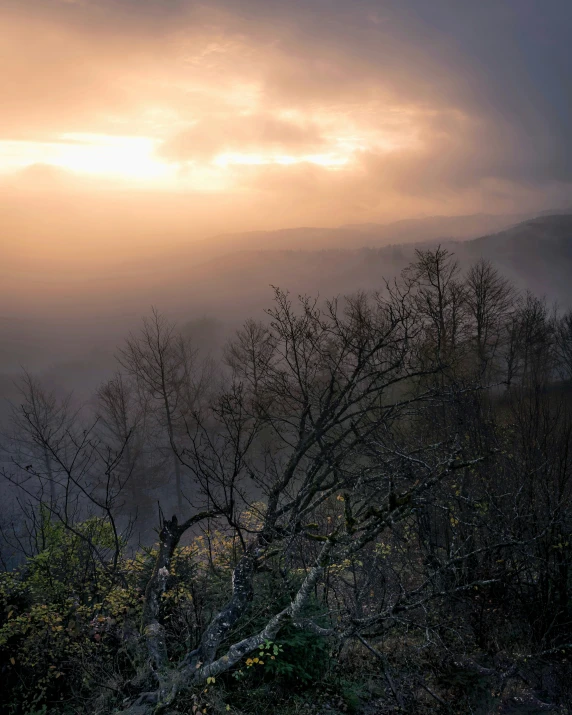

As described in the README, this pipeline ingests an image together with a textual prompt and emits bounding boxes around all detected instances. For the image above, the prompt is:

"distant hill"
[199,212,528,257]
[456,213,572,302]
[1,212,571,402]
[332,213,572,306]
[174,212,572,313]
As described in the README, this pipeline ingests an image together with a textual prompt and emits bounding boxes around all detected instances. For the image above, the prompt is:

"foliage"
[233,628,330,686]
[0,511,139,714]
[3,254,572,713]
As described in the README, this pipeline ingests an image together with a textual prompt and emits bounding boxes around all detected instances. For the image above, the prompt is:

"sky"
[1,0,572,230]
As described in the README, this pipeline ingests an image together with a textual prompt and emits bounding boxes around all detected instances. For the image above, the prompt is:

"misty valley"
[2,217,572,714]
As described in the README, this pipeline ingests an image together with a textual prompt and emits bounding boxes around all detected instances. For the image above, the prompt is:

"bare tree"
[555,309,572,381]
[114,281,500,713]
[5,372,73,506]
[118,309,199,512]
[403,245,468,366]
[465,258,516,378]
[504,292,557,389]
[95,372,150,521]
[1,379,133,588]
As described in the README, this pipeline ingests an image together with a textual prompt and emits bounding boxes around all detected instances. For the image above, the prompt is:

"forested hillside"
[2,248,572,714]
[2,212,572,400]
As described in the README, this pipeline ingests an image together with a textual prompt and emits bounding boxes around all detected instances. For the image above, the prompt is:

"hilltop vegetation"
[2,247,572,714]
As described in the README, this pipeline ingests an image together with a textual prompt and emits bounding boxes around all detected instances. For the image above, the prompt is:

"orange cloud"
[0,0,569,230]
[157,114,326,162]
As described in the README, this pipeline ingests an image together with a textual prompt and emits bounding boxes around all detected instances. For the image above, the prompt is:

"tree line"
[1,247,572,714]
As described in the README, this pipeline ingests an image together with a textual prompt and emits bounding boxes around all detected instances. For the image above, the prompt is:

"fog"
[2,0,572,406]
[0,187,534,373]
[2,184,571,412]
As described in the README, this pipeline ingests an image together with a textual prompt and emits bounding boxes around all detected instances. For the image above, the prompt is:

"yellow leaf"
[226,707,231,712]
[10,657,15,665]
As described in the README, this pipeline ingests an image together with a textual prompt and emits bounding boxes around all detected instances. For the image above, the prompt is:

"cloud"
[0,0,570,226]
[157,114,326,162]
